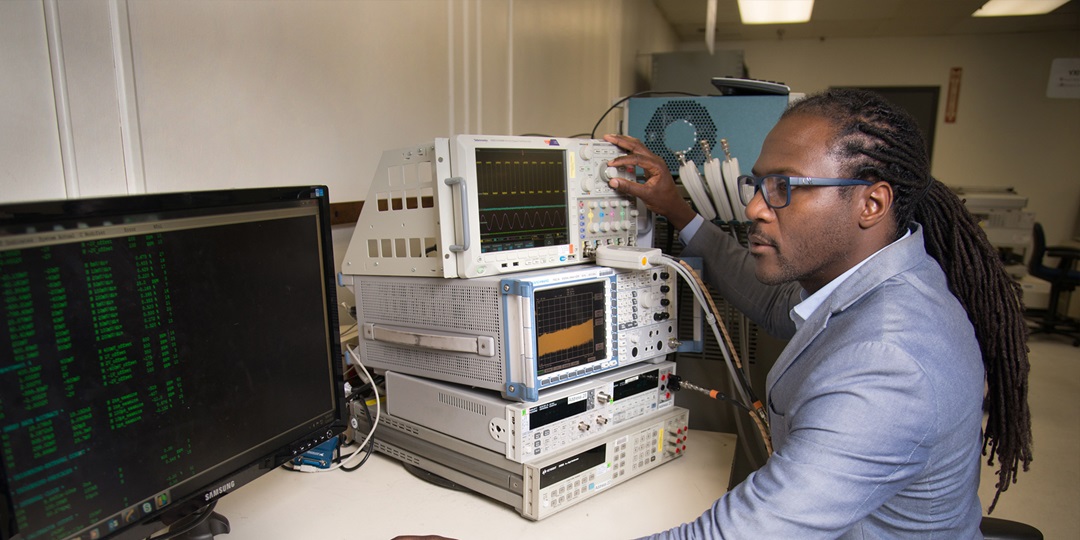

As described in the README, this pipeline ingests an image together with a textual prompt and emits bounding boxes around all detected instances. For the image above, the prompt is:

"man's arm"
[640,342,942,539]
[682,224,800,340]
[604,133,800,339]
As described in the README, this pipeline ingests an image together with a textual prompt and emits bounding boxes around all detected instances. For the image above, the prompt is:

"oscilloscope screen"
[474,148,570,254]
[533,280,607,376]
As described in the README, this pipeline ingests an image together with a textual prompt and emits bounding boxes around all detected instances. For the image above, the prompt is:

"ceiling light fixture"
[972,0,1070,17]
[737,0,814,24]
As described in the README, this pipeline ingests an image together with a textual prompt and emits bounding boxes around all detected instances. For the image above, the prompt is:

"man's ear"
[859,181,893,229]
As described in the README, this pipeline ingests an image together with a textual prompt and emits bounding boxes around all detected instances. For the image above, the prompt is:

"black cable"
[338,395,376,473]
[589,91,702,139]
[668,374,752,411]
[344,374,384,403]
[279,373,381,474]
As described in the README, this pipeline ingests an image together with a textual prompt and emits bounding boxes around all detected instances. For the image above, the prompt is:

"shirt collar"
[790,229,912,328]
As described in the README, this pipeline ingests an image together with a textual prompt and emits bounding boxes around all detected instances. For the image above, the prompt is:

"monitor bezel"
[0,186,348,540]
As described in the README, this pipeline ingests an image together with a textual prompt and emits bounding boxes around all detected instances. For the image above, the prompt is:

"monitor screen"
[474,147,571,254]
[533,279,607,376]
[0,187,346,540]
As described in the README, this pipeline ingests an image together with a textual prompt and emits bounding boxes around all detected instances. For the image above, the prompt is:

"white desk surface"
[214,430,736,540]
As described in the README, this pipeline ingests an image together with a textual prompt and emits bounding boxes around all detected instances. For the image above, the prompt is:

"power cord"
[589,91,702,139]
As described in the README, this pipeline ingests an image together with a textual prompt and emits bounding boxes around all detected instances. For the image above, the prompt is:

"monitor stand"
[162,506,231,540]
[172,511,230,540]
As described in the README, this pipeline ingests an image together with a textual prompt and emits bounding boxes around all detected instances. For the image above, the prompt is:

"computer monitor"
[0,186,347,540]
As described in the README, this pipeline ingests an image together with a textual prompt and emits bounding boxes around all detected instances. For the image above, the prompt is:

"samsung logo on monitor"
[204,480,237,502]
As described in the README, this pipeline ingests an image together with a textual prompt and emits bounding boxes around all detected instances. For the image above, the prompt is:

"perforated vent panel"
[364,342,504,384]
[359,280,502,334]
[374,441,422,467]
[643,100,718,176]
[357,277,506,386]
[439,392,488,416]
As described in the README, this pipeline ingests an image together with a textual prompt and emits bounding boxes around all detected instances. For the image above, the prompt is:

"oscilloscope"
[351,264,678,401]
[340,135,644,279]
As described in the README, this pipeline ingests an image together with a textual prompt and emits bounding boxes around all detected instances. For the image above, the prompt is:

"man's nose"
[744,189,773,222]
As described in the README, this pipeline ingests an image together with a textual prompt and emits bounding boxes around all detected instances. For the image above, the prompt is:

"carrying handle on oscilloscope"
[444,176,471,253]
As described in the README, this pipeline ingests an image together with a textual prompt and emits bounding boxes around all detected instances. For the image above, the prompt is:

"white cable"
[678,158,717,221]
[298,344,380,473]
[594,245,767,447]
[720,153,746,222]
[656,256,752,406]
[702,156,734,221]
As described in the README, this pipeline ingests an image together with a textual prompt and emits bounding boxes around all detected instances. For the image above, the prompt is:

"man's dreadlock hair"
[786,88,1031,512]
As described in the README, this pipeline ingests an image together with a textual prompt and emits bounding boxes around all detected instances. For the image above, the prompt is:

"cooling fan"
[641,99,719,177]
[626,94,790,221]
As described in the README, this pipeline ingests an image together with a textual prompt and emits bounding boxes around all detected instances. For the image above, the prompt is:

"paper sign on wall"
[945,67,962,124]
[1047,58,1080,99]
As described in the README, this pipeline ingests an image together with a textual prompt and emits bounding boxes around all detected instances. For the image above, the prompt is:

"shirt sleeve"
[678,214,706,246]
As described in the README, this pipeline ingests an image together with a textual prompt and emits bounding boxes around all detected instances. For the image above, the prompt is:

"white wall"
[4,1,1073,252]
[700,31,1080,247]
[0,0,678,321]
[4,1,1072,243]
[126,0,453,203]
[1,0,66,202]
[0,0,677,206]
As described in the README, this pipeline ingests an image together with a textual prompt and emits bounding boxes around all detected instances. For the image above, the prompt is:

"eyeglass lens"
[739,175,790,209]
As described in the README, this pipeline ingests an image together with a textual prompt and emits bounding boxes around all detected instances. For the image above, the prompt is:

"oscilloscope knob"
[599,166,622,184]
[583,175,610,195]
[640,292,660,309]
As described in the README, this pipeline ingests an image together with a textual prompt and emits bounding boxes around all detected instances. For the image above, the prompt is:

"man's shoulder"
[830,229,955,321]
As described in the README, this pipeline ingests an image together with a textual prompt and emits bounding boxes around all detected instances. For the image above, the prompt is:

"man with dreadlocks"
[603,88,1031,539]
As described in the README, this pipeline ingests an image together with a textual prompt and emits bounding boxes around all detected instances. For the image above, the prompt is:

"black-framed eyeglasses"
[737,174,875,210]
